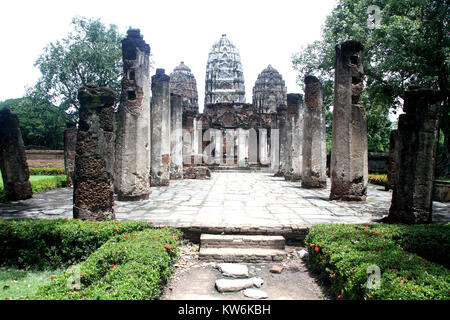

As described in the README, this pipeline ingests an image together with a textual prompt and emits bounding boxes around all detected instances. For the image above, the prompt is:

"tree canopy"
[0,95,67,150]
[33,16,124,122]
[292,0,449,153]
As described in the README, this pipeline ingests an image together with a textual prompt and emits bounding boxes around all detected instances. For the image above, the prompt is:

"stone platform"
[1,172,449,242]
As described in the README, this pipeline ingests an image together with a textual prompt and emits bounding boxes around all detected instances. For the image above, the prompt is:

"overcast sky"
[0,0,338,111]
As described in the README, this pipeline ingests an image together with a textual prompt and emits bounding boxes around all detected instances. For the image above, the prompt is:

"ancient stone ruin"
[205,34,245,105]
[63,122,77,187]
[330,40,368,201]
[169,61,199,114]
[150,68,171,186]
[302,76,327,188]
[388,87,442,223]
[170,93,183,179]
[114,29,151,201]
[73,84,115,220]
[0,109,33,200]
[253,65,287,114]
[284,93,303,182]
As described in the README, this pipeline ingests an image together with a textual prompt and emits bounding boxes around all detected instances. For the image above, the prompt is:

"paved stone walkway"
[1,172,449,240]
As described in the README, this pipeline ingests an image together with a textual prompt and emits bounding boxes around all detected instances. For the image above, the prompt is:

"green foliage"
[33,16,124,121]
[292,0,449,152]
[368,173,388,187]
[0,175,67,203]
[33,228,181,300]
[0,97,67,149]
[305,223,450,300]
[0,219,155,269]
[29,167,65,176]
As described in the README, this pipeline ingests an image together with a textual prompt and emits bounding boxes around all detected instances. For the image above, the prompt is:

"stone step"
[200,234,285,250]
[199,247,286,263]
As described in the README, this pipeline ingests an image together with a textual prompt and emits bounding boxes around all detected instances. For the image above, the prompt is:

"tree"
[33,16,124,122]
[0,95,67,150]
[292,0,449,155]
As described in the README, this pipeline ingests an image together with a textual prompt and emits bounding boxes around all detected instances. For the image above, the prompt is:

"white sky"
[0,0,338,111]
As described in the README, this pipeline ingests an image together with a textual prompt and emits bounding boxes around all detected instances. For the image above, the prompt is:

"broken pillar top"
[304,75,321,85]
[337,40,364,55]
[403,86,442,115]
[153,68,170,82]
[77,84,116,109]
[122,28,150,59]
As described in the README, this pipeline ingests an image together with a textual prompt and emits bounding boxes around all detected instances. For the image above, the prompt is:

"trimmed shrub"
[368,174,388,187]
[33,228,181,300]
[305,223,450,300]
[0,219,154,270]
[29,167,65,176]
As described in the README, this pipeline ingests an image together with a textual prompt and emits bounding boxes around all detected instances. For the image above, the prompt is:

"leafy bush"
[33,228,181,300]
[0,219,154,270]
[29,167,65,176]
[368,174,388,187]
[305,223,450,300]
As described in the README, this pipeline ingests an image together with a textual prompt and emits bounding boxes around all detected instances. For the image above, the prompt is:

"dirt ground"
[160,242,331,300]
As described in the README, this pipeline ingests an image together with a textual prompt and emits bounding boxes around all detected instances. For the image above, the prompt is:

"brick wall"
[25,150,64,168]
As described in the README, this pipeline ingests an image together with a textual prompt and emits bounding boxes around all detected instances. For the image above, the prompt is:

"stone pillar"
[0,109,32,200]
[214,129,223,165]
[150,68,171,186]
[286,94,303,181]
[330,40,368,201]
[270,113,280,173]
[259,129,269,165]
[275,106,288,177]
[64,122,77,187]
[238,128,248,167]
[386,129,398,191]
[115,29,151,201]
[170,93,183,179]
[302,76,327,188]
[73,84,115,220]
[388,87,441,223]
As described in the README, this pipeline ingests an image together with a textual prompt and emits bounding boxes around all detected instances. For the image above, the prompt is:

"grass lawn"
[0,267,63,300]
[0,174,67,201]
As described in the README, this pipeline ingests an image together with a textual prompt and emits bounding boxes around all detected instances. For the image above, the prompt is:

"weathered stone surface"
[298,249,308,259]
[388,87,442,223]
[201,234,285,249]
[386,130,398,191]
[215,278,254,292]
[251,277,264,288]
[205,34,245,105]
[253,65,287,114]
[199,248,286,263]
[169,61,199,114]
[302,76,327,188]
[170,93,183,179]
[330,40,368,201]
[243,288,268,299]
[64,123,77,187]
[433,181,450,202]
[288,93,303,181]
[73,84,115,220]
[0,109,32,200]
[275,105,288,177]
[151,68,171,187]
[184,166,211,180]
[269,265,284,274]
[115,29,151,201]
[216,263,249,278]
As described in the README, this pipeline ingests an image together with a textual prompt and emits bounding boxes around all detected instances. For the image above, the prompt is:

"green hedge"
[368,174,388,187]
[29,167,65,176]
[305,223,450,300]
[33,228,181,300]
[0,219,154,270]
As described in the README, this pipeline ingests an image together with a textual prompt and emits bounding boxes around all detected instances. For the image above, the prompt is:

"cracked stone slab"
[216,263,249,278]
[243,288,268,299]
